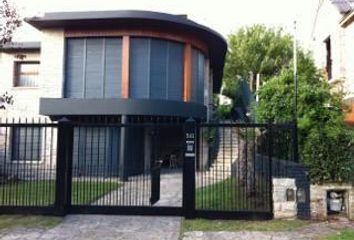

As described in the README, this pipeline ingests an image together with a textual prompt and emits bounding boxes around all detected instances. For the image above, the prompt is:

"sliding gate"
[68,121,185,216]
[0,118,296,219]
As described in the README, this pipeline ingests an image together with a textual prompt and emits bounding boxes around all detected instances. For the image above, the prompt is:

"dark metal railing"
[0,117,297,219]
[194,122,297,219]
[0,118,57,209]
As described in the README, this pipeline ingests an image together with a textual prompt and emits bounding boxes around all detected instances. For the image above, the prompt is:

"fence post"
[293,122,299,163]
[55,117,74,216]
[268,124,274,218]
[183,118,196,219]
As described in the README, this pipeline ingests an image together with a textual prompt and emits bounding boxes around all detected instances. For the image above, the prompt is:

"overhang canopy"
[0,41,40,53]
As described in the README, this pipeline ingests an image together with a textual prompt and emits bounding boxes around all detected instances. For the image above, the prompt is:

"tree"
[223,25,293,100]
[0,0,21,45]
[255,52,354,183]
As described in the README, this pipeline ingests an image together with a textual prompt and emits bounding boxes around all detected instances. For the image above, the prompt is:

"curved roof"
[25,10,227,92]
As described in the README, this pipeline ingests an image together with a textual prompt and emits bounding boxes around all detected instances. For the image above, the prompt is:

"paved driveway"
[0,215,182,240]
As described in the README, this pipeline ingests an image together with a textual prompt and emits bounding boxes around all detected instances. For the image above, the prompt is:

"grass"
[181,219,310,233]
[0,180,121,206]
[195,177,268,210]
[0,215,62,230]
[322,230,354,240]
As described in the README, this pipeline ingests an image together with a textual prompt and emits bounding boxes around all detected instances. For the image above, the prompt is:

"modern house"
[0,10,227,178]
[312,0,354,125]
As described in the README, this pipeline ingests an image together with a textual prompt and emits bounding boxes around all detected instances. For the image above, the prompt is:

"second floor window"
[14,61,40,87]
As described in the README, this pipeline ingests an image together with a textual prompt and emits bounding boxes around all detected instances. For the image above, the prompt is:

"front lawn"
[0,215,62,230]
[182,219,310,233]
[0,180,121,206]
[195,177,268,210]
[322,230,354,240]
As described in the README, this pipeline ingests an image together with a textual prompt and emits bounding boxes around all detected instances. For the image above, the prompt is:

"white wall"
[312,0,344,81]
[39,29,65,99]
[0,51,41,118]
[312,0,354,102]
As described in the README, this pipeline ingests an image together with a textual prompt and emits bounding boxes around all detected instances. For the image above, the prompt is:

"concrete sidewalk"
[0,215,182,240]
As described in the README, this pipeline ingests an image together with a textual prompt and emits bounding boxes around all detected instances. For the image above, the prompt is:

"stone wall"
[273,178,297,219]
[310,184,354,220]
[255,156,311,219]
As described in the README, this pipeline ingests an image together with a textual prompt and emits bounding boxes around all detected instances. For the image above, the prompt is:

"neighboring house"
[0,10,227,178]
[312,0,354,125]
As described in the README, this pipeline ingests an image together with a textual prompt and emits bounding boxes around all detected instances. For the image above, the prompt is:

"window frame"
[324,37,332,81]
[13,61,40,88]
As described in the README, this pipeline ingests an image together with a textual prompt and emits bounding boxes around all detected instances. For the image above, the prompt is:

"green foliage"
[0,215,62,230]
[223,25,293,100]
[323,229,354,240]
[0,0,21,45]
[302,126,354,183]
[255,51,354,184]
[203,127,217,144]
[182,219,309,233]
[216,104,232,120]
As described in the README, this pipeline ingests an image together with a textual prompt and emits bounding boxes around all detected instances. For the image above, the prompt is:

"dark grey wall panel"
[129,37,184,101]
[191,48,206,104]
[125,128,145,176]
[197,52,205,103]
[65,37,122,99]
[66,39,85,98]
[129,38,150,98]
[85,39,104,98]
[150,39,168,99]
[191,49,199,103]
[167,42,184,101]
[73,127,120,177]
[40,98,207,119]
[104,39,122,98]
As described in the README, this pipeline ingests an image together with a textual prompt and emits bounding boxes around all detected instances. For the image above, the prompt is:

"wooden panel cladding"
[121,36,130,98]
[184,44,192,102]
[65,29,209,56]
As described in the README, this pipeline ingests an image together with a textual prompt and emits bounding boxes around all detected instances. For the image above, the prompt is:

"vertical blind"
[65,38,122,98]
[191,48,206,104]
[129,38,184,101]
[66,37,205,103]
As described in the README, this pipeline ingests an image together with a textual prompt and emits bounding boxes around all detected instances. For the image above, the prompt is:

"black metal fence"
[0,118,57,214]
[0,117,297,219]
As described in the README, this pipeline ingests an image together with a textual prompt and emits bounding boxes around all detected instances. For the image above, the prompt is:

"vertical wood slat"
[184,44,192,102]
[121,36,130,98]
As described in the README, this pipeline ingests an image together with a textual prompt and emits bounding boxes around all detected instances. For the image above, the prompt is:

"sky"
[11,0,318,48]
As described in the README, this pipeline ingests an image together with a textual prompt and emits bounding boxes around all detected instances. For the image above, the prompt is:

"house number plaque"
[185,133,195,157]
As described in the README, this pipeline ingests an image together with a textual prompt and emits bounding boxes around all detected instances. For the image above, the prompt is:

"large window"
[65,38,122,98]
[14,61,40,87]
[129,38,184,101]
[11,127,42,161]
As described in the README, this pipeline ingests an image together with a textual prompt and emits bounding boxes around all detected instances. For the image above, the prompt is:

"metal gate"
[0,118,297,219]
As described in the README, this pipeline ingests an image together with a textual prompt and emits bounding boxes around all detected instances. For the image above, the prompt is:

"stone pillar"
[273,178,297,219]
